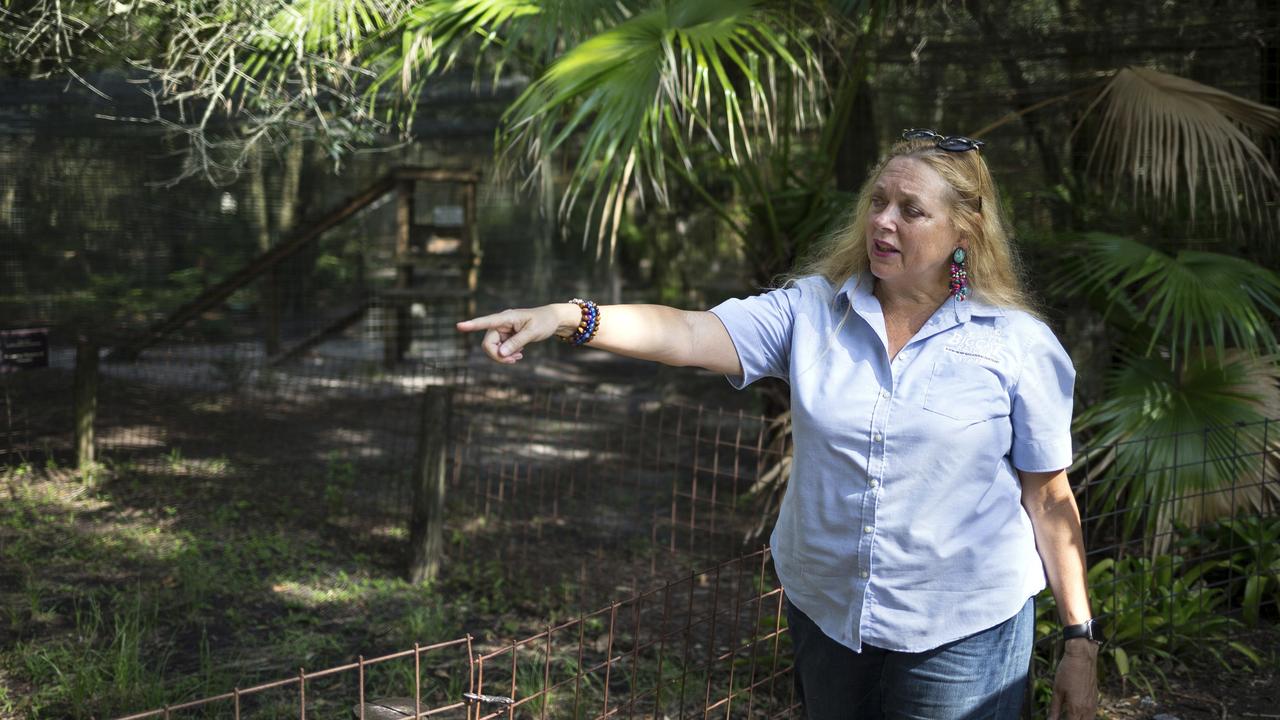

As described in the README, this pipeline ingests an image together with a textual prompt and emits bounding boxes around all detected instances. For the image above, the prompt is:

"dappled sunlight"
[95,425,167,449]
[269,579,361,608]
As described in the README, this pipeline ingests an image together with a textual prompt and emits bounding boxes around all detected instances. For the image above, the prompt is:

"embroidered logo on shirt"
[943,327,1007,363]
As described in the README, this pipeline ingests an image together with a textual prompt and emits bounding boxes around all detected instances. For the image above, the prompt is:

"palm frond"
[496,0,824,256]
[229,0,401,93]
[1054,233,1280,360]
[1078,67,1280,228]
[1074,350,1280,551]
[365,0,642,125]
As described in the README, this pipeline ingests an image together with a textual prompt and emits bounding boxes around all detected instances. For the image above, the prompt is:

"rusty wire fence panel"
[465,549,795,720]
[112,548,799,720]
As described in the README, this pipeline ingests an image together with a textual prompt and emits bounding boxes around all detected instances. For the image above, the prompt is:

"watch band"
[1061,618,1106,646]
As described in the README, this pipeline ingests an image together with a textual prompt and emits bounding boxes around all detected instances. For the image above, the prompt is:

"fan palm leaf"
[496,0,823,255]
[1074,350,1280,552]
[1077,67,1280,228]
[1054,233,1280,361]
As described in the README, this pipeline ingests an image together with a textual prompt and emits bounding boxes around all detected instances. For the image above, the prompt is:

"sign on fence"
[1,327,49,371]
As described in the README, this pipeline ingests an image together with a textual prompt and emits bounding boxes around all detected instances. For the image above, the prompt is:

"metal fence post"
[73,337,98,472]
[409,385,453,583]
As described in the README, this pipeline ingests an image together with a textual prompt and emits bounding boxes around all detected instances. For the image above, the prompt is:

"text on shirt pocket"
[922,358,1010,423]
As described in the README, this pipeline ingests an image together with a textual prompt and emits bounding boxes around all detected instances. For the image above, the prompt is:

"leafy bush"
[1033,553,1262,699]
[1175,515,1280,625]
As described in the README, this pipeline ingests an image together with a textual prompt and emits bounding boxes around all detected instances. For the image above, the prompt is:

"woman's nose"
[871,207,895,230]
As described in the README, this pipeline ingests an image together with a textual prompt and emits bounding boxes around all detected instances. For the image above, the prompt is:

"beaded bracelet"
[560,298,600,346]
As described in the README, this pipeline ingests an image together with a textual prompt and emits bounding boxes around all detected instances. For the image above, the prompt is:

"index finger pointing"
[456,313,507,333]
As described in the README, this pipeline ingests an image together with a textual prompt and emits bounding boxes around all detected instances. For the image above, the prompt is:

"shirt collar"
[837,272,1005,323]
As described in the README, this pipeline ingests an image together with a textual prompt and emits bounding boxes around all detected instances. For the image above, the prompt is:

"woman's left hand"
[1048,640,1099,719]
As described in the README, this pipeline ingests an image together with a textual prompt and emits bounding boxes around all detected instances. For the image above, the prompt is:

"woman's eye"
[904,205,923,218]
[870,197,887,209]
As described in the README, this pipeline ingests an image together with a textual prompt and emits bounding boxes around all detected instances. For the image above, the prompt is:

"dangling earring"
[949,247,970,301]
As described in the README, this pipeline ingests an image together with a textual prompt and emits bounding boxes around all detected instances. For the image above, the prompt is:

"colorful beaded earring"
[949,248,971,301]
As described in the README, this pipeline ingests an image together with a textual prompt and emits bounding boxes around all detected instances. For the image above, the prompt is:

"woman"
[457,131,1100,720]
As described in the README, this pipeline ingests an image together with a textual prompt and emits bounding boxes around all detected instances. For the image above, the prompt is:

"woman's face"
[865,157,964,296]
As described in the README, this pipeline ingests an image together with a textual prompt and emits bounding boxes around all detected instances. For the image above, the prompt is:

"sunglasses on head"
[901,129,985,153]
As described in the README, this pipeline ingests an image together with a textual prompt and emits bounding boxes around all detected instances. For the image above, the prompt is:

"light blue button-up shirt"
[710,272,1075,653]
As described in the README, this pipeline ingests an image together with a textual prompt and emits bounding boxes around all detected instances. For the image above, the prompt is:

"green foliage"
[1058,234,1280,359]
[1176,515,1280,626]
[1033,551,1263,703]
[1061,233,1280,543]
[1075,356,1280,539]
[497,0,823,254]
[1090,554,1260,688]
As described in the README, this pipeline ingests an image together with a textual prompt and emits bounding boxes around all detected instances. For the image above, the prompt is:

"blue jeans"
[785,597,1033,720]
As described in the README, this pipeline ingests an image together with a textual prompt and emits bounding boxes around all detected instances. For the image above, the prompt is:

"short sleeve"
[1009,320,1076,472]
[708,284,804,389]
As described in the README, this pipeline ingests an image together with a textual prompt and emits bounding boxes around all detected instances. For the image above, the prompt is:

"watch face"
[1081,620,1104,644]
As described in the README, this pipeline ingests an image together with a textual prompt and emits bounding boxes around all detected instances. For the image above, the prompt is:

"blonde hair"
[790,138,1036,313]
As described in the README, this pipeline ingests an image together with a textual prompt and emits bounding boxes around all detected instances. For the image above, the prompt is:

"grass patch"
[0,453,645,719]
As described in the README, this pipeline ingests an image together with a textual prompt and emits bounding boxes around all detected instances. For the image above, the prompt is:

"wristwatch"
[1061,618,1106,647]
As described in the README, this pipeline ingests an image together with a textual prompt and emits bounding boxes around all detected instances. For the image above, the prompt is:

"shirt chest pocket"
[922,359,1011,423]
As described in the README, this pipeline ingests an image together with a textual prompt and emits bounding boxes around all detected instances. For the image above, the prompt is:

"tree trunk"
[250,153,283,356]
[273,130,307,349]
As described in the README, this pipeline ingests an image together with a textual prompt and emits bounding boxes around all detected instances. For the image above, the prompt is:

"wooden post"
[73,338,98,471]
[408,386,453,583]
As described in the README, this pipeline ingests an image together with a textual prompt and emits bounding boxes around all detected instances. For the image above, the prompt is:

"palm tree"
[964,62,1280,552]
[1050,71,1280,548]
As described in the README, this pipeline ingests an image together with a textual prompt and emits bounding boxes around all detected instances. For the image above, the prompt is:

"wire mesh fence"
[449,371,784,575]
[109,547,798,720]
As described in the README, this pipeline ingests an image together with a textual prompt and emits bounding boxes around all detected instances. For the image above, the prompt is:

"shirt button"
[859,570,870,579]
[869,479,880,488]
[863,525,874,533]
[880,389,890,399]
[872,432,883,442]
